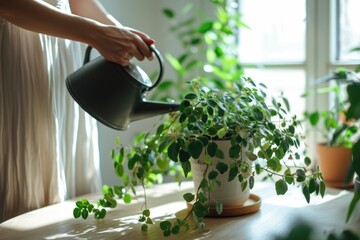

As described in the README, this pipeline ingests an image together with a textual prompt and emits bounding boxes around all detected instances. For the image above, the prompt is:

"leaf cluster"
[154,0,248,101]
[303,68,360,147]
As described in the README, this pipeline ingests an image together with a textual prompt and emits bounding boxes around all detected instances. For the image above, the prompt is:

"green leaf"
[207,105,214,116]
[171,225,180,235]
[215,201,223,215]
[188,140,203,159]
[123,193,132,204]
[81,209,89,219]
[181,161,191,178]
[296,169,306,182]
[228,166,238,181]
[284,169,294,184]
[98,209,106,219]
[114,186,124,197]
[308,178,317,194]
[139,216,146,222]
[241,180,248,191]
[162,8,175,18]
[168,142,180,162]
[141,224,148,232]
[255,163,261,174]
[346,192,360,222]
[208,170,218,180]
[304,157,311,166]
[193,201,208,218]
[207,126,217,136]
[288,125,295,134]
[75,201,83,208]
[207,142,218,157]
[110,149,115,159]
[198,21,214,33]
[347,83,360,120]
[163,230,171,237]
[320,181,326,197]
[143,209,150,217]
[229,144,240,158]
[128,153,141,170]
[275,179,288,195]
[238,174,244,182]
[73,208,81,218]
[282,97,290,112]
[352,140,360,176]
[253,107,264,121]
[215,149,225,159]
[179,149,191,162]
[309,112,320,126]
[146,217,153,224]
[185,93,197,100]
[249,176,255,189]
[246,151,258,161]
[183,193,195,202]
[302,185,310,203]
[115,164,124,178]
[216,162,228,174]
[160,221,172,230]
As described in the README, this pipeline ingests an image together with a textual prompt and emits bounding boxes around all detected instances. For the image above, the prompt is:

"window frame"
[236,0,359,158]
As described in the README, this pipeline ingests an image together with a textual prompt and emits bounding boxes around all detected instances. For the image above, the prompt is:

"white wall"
[97,0,194,186]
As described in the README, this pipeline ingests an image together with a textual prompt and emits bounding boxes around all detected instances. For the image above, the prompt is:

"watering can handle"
[83,45,164,91]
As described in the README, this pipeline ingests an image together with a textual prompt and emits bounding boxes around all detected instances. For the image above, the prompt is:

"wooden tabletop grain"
[1,181,359,240]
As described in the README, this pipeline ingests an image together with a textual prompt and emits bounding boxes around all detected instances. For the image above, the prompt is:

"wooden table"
[1,181,359,240]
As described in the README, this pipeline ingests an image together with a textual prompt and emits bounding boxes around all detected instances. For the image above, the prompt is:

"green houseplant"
[345,68,360,222]
[303,68,359,187]
[73,77,325,236]
[345,45,360,223]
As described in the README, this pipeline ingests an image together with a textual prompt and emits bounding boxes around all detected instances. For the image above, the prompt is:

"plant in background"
[154,0,248,101]
[303,68,359,148]
[344,46,360,222]
[345,81,360,222]
[73,77,325,236]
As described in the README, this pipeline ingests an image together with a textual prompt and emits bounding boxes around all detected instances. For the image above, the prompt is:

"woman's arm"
[68,0,155,63]
[0,0,154,65]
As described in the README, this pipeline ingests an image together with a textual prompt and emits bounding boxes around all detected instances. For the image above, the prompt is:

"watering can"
[66,45,179,130]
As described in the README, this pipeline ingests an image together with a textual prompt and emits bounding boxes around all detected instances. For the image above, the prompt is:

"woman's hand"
[69,0,156,66]
[89,25,155,66]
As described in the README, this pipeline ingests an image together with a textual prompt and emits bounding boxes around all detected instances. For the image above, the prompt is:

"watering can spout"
[132,100,180,122]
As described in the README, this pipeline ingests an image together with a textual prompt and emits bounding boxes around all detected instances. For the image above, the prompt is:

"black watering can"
[66,45,179,130]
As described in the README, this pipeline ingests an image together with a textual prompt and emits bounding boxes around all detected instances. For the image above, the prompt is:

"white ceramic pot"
[190,140,252,208]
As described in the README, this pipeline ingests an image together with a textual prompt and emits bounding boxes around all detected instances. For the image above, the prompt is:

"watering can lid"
[123,63,152,88]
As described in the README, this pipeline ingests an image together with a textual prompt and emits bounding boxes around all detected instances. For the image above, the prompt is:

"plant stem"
[182,164,210,221]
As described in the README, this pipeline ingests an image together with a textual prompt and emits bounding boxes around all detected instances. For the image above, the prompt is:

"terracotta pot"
[316,143,353,187]
[190,140,252,208]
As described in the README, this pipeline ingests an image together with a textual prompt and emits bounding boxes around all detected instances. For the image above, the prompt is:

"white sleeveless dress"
[0,0,102,222]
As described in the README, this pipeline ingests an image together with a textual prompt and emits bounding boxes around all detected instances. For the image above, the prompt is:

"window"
[236,0,360,158]
[336,0,360,62]
[237,0,306,118]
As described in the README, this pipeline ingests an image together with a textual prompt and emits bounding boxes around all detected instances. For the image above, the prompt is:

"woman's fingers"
[92,25,155,66]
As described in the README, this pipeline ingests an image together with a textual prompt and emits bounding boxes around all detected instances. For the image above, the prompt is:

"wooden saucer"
[186,193,261,217]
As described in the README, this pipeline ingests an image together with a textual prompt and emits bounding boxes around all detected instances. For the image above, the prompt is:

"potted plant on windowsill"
[73,77,325,236]
[303,68,359,188]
